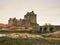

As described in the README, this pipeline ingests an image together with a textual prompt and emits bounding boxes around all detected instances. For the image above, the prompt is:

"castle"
[8,11,36,26]
[7,11,40,31]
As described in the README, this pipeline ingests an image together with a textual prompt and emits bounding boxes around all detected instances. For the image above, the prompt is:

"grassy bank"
[0,37,60,45]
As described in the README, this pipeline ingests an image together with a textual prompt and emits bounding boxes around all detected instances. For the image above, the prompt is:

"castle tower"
[8,17,17,26]
[24,11,37,24]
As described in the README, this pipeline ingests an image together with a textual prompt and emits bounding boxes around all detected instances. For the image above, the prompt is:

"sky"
[0,0,60,25]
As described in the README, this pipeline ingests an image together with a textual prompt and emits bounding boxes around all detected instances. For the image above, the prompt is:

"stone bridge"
[39,26,55,33]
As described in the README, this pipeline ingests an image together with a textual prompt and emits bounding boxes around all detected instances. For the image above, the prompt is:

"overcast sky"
[0,0,60,25]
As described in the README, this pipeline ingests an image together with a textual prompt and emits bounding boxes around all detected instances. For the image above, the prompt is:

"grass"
[0,37,50,45]
[45,38,60,41]
[0,37,60,45]
[0,30,60,45]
